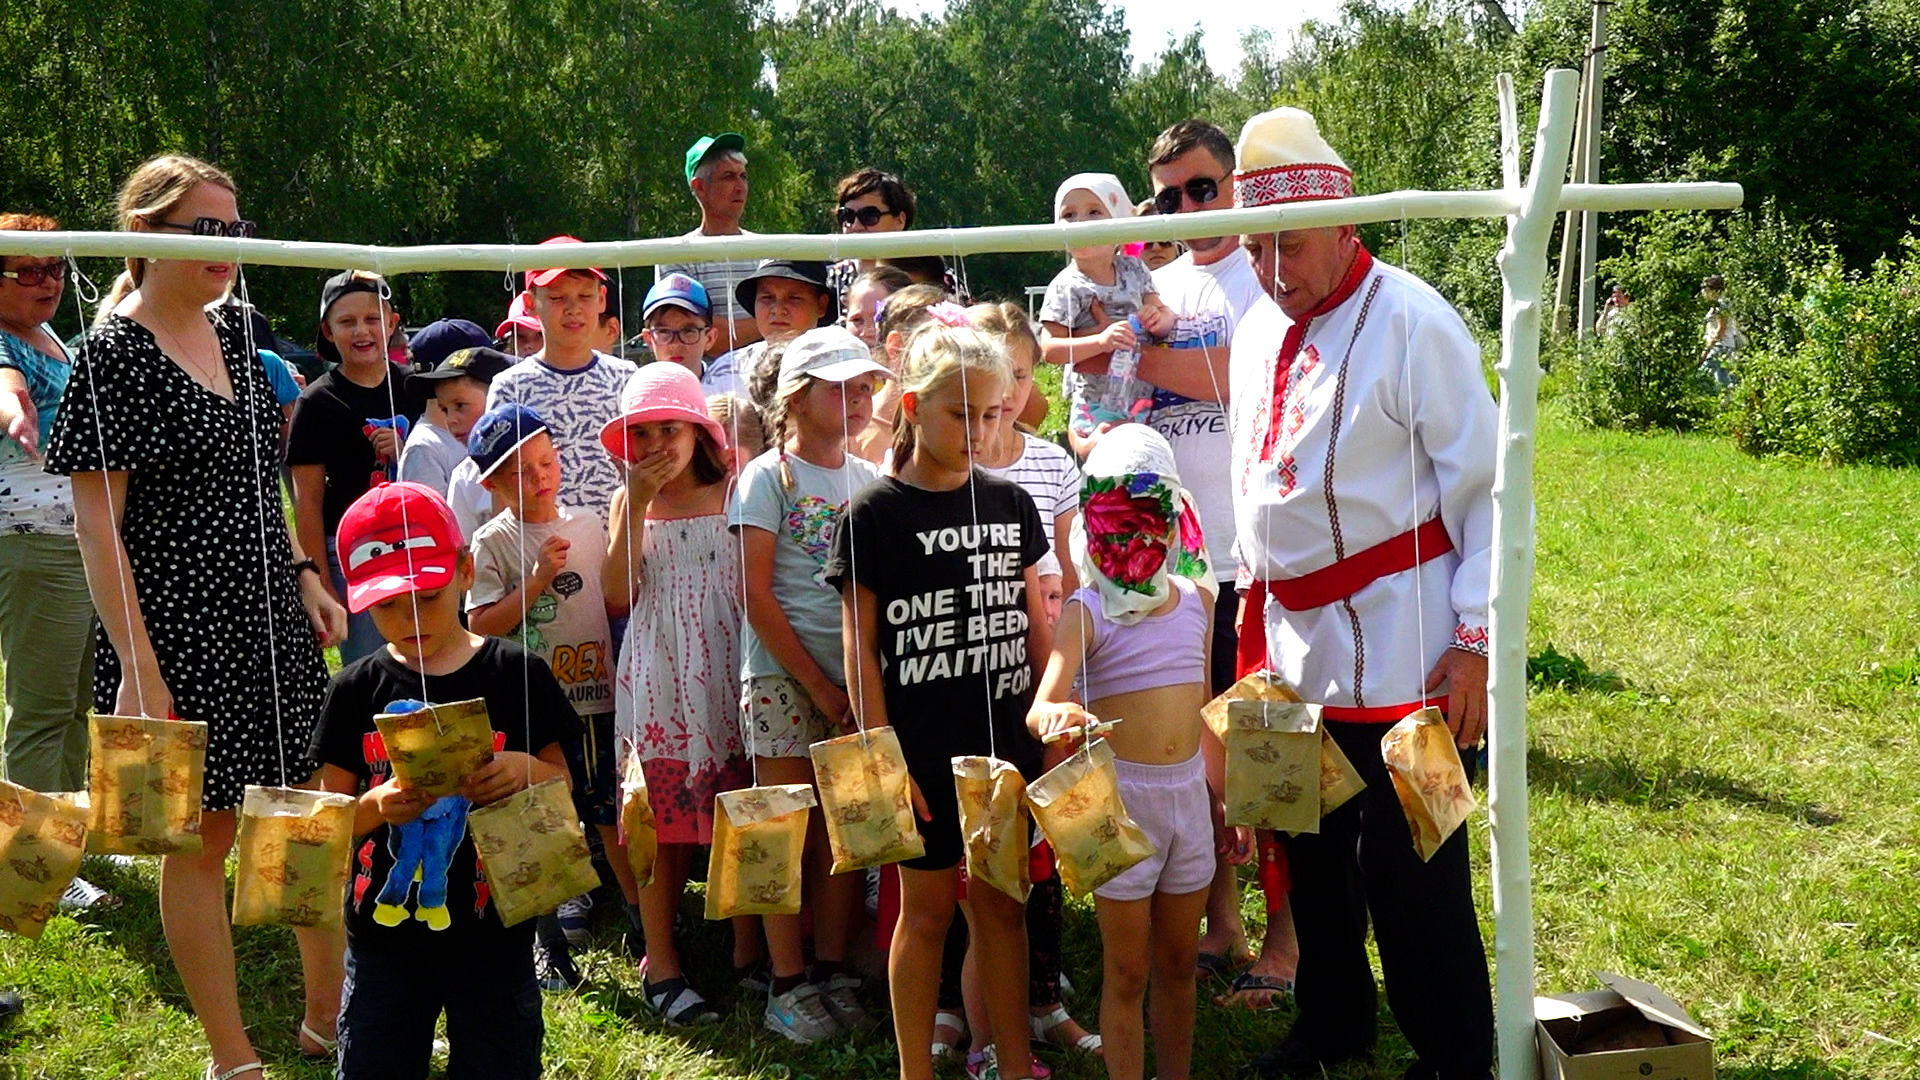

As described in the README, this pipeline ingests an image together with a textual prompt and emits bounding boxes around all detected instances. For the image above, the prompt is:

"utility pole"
[1551,84,1589,338]
[1575,0,1610,342]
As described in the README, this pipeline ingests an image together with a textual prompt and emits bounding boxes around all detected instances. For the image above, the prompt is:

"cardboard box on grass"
[1536,972,1713,1080]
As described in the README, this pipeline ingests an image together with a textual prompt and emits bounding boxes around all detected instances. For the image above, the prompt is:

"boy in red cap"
[486,237,637,528]
[310,481,580,1080]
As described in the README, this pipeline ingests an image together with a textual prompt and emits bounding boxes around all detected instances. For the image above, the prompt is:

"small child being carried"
[1037,174,1176,450]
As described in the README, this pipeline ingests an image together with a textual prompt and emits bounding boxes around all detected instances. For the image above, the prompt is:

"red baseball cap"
[525,235,610,290]
[335,482,464,613]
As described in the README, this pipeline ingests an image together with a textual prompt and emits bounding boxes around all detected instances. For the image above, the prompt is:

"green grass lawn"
[3,402,1917,1078]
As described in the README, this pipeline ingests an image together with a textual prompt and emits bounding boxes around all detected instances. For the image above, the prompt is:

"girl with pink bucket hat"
[598,362,748,1027]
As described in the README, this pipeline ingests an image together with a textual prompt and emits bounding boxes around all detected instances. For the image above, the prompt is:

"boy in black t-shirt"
[311,481,578,1080]
[289,270,426,664]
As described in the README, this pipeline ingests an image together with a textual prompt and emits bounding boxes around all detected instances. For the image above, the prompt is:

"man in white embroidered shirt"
[1227,107,1496,1080]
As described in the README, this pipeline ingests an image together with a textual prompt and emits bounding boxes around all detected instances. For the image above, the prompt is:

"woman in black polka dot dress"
[45,155,347,1080]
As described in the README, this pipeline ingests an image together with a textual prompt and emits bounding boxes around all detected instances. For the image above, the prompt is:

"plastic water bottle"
[1099,314,1145,417]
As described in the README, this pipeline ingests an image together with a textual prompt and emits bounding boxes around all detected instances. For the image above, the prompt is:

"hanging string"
[507,262,535,792]
[949,232,999,762]
[231,264,292,788]
[837,375,868,745]
[363,271,437,724]
[65,251,150,716]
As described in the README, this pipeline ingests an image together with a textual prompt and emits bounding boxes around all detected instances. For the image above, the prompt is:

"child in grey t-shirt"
[1038,172,1174,445]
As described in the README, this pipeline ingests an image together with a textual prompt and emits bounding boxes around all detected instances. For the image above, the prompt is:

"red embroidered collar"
[1262,243,1375,459]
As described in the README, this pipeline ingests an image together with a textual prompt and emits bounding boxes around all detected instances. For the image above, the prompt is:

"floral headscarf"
[1069,424,1216,626]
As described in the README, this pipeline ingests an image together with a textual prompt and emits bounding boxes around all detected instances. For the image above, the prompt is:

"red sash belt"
[1235,518,1454,679]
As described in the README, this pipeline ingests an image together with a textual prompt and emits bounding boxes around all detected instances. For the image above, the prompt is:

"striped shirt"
[981,432,1081,547]
[658,229,760,347]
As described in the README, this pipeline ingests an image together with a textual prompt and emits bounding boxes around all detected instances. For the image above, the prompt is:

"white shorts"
[1094,750,1217,902]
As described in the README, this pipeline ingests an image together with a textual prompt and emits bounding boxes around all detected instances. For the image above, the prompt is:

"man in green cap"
[657,133,761,357]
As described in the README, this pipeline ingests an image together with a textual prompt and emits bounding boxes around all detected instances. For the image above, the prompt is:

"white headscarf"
[1069,424,1217,626]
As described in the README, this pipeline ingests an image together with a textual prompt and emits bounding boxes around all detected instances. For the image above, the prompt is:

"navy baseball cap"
[407,346,518,397]
[407,318,492,371]
[644,274,711,320]
[467,403,551,481]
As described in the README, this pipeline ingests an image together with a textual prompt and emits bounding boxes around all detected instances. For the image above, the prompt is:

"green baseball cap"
[684,132,747,185]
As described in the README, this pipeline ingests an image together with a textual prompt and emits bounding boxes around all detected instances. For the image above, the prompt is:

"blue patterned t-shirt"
[0,326,76,534]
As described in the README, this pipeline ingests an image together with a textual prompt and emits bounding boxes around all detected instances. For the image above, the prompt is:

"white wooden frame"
[0,68,1740,1079]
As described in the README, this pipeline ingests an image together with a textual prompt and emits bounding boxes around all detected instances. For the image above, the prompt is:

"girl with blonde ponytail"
[827,321,1053,1080]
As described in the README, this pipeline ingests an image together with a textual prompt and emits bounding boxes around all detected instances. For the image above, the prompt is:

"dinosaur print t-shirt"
[311,638,580,949]
[468,505,615,716]
[729,447,881,685]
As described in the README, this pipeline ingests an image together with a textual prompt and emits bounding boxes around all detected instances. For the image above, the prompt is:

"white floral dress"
[613,512,749,844]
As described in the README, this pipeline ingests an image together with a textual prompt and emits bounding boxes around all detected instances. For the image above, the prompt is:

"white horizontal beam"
[0,182,1741,275]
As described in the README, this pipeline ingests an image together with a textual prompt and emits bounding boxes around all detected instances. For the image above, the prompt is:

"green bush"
[1730,240,1920,465]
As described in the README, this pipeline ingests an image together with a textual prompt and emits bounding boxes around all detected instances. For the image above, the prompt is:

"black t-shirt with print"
[823,471,1049,784]
[310,638,581,951]
[285,361,425,535]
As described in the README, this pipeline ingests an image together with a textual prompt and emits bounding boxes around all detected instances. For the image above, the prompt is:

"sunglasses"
[154,216,259,239]
[1152,177,1222,216]
[0,261,66,288]
[837,205,892,229]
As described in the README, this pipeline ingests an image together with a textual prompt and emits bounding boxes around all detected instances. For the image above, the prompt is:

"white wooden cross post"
[0,67,1738,1079]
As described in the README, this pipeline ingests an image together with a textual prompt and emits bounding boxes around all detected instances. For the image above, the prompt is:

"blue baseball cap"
[644,274,711,320]
[467,403,551,481]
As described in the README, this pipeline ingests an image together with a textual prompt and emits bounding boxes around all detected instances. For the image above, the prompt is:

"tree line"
[4,0,1914,345]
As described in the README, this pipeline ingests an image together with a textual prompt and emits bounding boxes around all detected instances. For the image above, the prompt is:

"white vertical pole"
[1490,67,1579,1080]
[1575,0,1609,340]
[1550,63,1588,338]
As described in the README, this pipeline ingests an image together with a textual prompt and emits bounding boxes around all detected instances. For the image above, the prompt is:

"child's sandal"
[642,976,719,1027]
[205,1063,263,1080]
[932,1009,968,1060]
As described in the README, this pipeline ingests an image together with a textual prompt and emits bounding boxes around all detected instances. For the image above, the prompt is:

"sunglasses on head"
[1152,177,1222,216]
[837,205,891,228]
[154,216,259,239]
[0,261,66,288]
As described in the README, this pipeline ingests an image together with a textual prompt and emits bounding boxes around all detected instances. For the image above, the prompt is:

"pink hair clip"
[926,302,973,328]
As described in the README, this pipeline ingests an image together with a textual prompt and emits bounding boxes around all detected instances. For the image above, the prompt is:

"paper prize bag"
[810,728,925,874]
[1214,700,1325,835]
[951,756,1030,903]
[231,786,357,929]
[87,714,208,856]
[374,699,495,799]
[1380,707,1478,861]
[1201,670,1304,734]
[0,782,88,939]
[467,777,600,928]
[617,748,658,892]
[1024,738,1155,896]
[705,785,817,919]
[1318,729,1367,816]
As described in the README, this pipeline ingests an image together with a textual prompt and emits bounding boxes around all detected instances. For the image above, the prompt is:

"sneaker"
[817,972,870,1029]
[764,981,840,1044]
[863,867,881,916]
[57,876,111,912]
[556,894,593,945]
[533,926,582,992]
[966,1046,1051,1080]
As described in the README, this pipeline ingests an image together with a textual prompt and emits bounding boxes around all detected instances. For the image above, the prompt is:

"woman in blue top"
[0,212,106,912]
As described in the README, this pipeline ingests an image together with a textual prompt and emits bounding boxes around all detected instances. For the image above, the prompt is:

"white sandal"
[1030,1004,1102,1054]
[206,1063,263,1080]
[932,1009,968,1060]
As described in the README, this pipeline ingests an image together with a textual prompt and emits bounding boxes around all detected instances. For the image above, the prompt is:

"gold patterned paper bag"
[1318,729,1366,815]
[374,699,496,799]
[0,783,88,939]
[231,786,357,929]
[705,784,816,919]
[86,714,207,856]
[1202,670,1304,736]
[618,748,658,892]
[1220,700,1324,834]
[810,728,925,874]
[1025,738,1155,896]
[1380,707,1477,861]
[951,756,1030,903]
[467,777,599,928]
